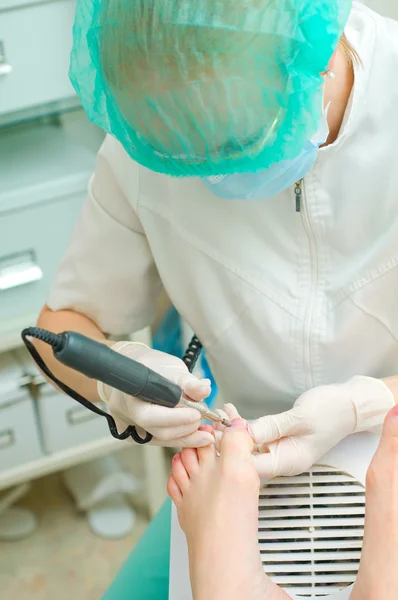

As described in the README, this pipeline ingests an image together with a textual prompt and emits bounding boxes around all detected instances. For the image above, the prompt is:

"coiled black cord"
[21,327,203,445]
[182,335,203,373]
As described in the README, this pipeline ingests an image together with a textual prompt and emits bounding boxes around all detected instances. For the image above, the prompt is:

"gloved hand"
[250,376,395,478]
[98,341,214,448]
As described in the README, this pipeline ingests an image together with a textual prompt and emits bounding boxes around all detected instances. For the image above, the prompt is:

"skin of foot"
[350,404,398,600]
[167,417,291,600]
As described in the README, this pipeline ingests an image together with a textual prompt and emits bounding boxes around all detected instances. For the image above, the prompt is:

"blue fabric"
[153,307,218,408]
[102,500,172,600]
[152,308,183,359]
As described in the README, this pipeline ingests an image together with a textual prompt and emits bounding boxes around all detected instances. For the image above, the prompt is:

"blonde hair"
[340,33,361,65]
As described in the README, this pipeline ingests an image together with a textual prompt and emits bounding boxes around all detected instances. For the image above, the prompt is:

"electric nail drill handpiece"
[22,329,231,428]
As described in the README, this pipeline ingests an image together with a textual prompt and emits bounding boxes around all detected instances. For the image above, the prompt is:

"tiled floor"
[0,447,164,600]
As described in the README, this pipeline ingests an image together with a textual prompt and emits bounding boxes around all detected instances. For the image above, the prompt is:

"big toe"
[218,419,259,496]
[381,405,398,443]
[220,418,254,458]
[367,406,398,491]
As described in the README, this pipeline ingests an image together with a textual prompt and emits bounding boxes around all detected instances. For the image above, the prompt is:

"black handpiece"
[21,326,207,445]
[54,331,182,408]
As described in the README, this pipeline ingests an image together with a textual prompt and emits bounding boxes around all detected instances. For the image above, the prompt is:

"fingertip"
[183,377,211,400]
[223,404,240,420]
[184,377,211,391]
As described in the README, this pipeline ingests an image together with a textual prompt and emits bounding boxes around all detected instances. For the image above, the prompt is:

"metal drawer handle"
[0,256,43,291]
[0,64,12,76]
[67,406,98,426]
[0,40,12,77]
[0,429,14,450]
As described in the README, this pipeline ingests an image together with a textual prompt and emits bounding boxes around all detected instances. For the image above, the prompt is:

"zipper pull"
[295,180,303,212]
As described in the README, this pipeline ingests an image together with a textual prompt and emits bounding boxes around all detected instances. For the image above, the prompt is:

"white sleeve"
[47,138,162,335]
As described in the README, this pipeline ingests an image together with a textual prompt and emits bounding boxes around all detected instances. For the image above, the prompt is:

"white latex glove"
[98,342,214,448]
[250,376,395,478]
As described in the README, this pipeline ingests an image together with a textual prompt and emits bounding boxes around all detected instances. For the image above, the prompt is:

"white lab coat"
[48,2,398,419]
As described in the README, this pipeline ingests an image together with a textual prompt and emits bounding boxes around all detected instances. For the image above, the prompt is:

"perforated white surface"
[259,467,365,597]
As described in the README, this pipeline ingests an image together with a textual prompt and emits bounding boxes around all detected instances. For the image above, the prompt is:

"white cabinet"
[0,1,77,116]
[37,386,110,454]
[0,123,95,323]
[0,353,43,471]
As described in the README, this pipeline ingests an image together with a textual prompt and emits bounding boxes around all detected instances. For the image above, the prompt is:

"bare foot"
[351,405,398,600]
[167,419,291,600]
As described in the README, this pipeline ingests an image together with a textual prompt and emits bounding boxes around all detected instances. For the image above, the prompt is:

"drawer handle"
[0,429,14,450]
[0,63,12,76]
[0,259,43,291]
[67,406,98,426]
[0,40,12,77]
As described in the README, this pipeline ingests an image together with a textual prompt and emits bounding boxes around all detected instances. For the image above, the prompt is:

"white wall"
[362,0,398,19]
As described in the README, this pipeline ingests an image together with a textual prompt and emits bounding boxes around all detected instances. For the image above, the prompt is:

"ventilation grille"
[258,465,365,598]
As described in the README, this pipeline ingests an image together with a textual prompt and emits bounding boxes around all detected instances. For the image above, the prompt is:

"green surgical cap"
[70,0,352,177]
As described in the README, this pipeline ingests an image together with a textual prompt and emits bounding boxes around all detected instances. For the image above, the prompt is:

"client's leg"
[167,419,290,600]
[351,405,398,600]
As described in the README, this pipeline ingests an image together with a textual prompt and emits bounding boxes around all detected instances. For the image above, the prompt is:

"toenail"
[231,418,247,430]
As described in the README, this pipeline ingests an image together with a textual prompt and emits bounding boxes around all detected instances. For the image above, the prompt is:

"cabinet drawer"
[0,1,76,115]
[0,353,43,471]
[0,397,43,470]
[38,388,109,453]
[0,193,84,321]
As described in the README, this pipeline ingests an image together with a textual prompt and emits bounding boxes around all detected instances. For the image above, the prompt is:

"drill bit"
[180,396,232,427]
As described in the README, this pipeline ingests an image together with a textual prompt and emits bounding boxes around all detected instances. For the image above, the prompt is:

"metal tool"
[21,329,231,444]
[179,396,230,426]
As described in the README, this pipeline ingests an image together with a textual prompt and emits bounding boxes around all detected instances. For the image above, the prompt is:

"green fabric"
[102,500,171,600]
[70,0,352,177]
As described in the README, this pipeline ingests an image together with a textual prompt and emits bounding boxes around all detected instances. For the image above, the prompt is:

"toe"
[220,418,254,457]
[382,405,398,441]
[167,474,182,506]
[220,419,259,488]
[366,408,398,491]
[171,452,190,493]
[375,405,398,460]
[197,425,217,463]
[181,448,200,477]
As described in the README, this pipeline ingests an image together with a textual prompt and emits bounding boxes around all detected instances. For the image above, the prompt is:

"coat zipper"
[296,179,317,390]
[295,179,303,212]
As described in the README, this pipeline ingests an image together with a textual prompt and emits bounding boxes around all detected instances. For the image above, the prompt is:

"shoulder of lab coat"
[47,136,163,335]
